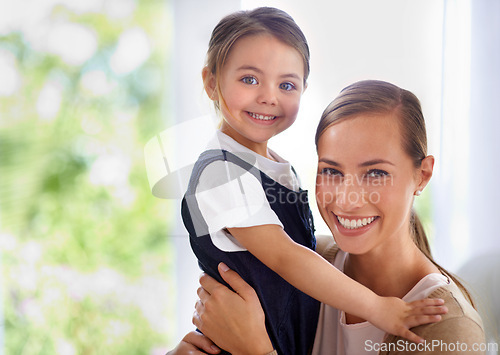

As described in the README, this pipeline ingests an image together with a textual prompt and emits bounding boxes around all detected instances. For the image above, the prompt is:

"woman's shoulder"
[381,281,485,354]
[429,280,483,328]
[418,281,484,341]
[315,235,339,263]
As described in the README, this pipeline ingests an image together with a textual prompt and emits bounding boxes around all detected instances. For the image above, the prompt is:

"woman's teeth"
[249,112,276,121]
[337,216,376,229]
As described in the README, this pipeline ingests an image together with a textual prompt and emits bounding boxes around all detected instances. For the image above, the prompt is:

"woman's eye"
[279,82,295,91]
[366,169,389,178]
[320,168,342,177]
[241,76,257,85]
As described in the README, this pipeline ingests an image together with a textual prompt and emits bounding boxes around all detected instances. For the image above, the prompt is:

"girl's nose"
[257,84,278,106]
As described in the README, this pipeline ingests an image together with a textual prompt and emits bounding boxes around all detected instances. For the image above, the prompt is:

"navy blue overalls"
[181,149,319,355]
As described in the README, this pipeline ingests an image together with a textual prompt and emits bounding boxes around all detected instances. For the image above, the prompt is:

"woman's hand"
[193,263,274,355]
[166,331,220,355]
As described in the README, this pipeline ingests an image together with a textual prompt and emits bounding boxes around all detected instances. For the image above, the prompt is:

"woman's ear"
[416,155,434,192]
[202,67,218,101]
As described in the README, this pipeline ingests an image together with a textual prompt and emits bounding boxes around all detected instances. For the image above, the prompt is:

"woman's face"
[315,112,430,256]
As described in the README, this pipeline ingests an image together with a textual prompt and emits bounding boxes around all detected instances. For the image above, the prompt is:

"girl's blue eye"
[279,82,295,91]
[366,169,389,178]
[241,76,257,85]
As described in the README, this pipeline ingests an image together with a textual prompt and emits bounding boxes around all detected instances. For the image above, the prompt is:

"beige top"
[312,236,486,355]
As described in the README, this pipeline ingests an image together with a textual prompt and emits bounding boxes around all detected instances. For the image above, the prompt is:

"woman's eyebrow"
[359,159,394,167]
[318,158,341,167]
[318,158,394,167]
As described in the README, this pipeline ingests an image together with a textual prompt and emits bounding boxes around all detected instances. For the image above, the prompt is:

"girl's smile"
[247,111,277,124]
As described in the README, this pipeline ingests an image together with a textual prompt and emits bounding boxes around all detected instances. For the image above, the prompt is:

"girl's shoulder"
[191,150,263,195]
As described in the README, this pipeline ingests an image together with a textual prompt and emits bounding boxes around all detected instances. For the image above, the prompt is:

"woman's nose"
[335,179,367,211]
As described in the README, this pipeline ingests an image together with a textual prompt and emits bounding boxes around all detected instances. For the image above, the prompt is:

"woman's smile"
[333,213,380,237]
[336,215,377,229]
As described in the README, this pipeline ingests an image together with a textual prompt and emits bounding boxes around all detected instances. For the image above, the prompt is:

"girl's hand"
[193,263,275,355]
[166,331,220,355]
[370,296,448,343]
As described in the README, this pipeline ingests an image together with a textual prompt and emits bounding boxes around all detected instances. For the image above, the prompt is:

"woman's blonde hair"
[204,7,310,111]
[315,80,475,307]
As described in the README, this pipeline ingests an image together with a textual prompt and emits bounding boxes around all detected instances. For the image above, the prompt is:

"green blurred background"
[0,0,175,354]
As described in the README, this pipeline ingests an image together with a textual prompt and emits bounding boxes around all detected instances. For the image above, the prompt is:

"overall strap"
[183,149,262,238]
[185,149,262,194]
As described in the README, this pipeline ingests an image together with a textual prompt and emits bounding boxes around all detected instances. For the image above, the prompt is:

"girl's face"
[204,34,305,155]
[315,112,433,256]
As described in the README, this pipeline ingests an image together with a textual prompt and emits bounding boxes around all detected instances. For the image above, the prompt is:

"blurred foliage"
[0,0,175,354]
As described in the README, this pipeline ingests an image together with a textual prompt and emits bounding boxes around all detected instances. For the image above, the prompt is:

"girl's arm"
[228,224,447,343]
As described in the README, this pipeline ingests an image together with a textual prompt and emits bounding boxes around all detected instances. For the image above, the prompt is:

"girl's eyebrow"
[236,65,301,80]
[281,73,301,81]
[236,65,263,73]
[318,158,394,167]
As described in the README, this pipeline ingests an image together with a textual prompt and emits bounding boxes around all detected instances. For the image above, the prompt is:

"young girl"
[181,8,445,354]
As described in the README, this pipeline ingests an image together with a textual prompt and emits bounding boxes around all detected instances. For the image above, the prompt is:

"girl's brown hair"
[204,7,310,111]
[315,80,475,307]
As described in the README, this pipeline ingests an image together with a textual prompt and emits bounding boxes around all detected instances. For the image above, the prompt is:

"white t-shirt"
[193,131,301,252]
[311,249,449,355]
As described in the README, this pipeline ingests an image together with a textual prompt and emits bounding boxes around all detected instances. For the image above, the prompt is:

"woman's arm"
[228,225,446,344]
[167,331,221,355]
[194,263,448,353]
[193,263,275,355]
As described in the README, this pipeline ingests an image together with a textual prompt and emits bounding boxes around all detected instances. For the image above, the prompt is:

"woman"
[170,80,485,355]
